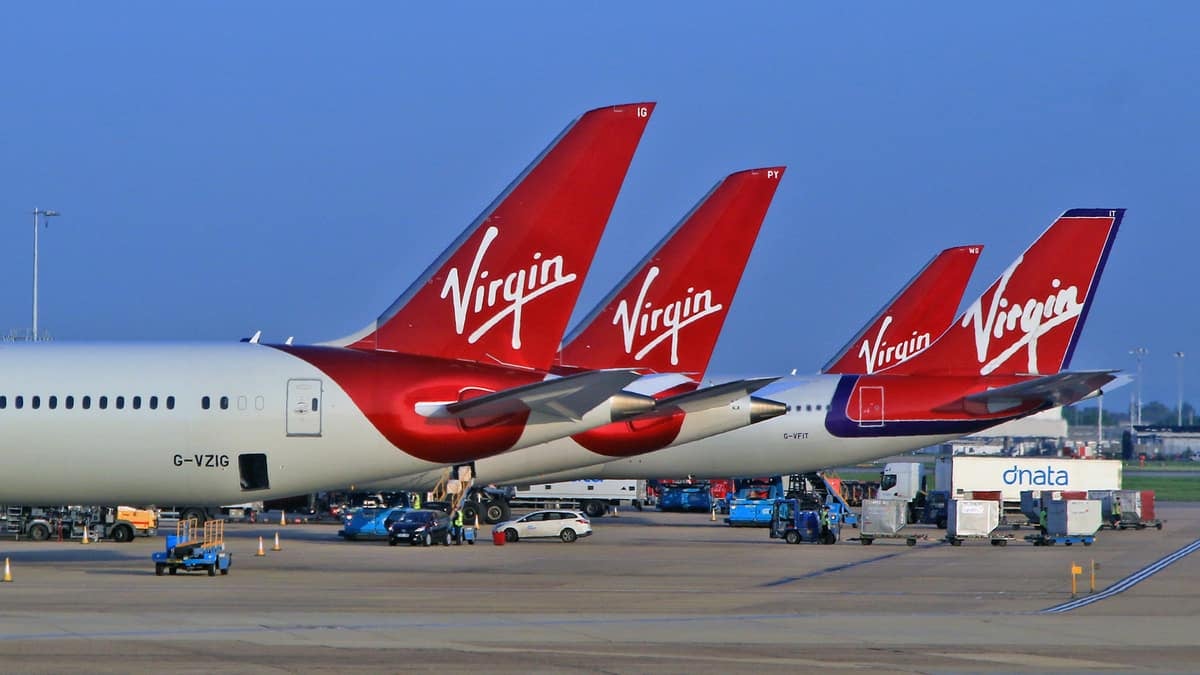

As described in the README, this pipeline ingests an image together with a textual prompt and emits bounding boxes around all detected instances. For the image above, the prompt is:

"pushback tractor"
[769,498,839,545]
[152,518,231,577]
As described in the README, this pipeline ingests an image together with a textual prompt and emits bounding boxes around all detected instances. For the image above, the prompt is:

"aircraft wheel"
[484,500,510,524]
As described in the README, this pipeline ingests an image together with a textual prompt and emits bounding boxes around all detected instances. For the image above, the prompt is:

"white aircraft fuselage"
[0,342,633,505]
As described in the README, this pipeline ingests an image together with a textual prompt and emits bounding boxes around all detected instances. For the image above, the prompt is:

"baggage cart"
[1025,532,1096,546]
[857,499,925,546]
[1111,490,1164,530]
[152,519,232,577]
[945,499,1011,546]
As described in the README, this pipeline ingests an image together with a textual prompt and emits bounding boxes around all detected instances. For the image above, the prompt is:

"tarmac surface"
[1,504,1199,673]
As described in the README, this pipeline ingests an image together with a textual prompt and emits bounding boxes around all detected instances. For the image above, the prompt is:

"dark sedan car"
[388,509,453,546]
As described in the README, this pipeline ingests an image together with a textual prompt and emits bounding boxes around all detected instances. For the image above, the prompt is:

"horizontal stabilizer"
[957,371,1118,415]
[419,369,647,423]
[655,377,780,414]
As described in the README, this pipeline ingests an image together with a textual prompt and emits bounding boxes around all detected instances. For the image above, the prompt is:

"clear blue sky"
[1,4,1196,410]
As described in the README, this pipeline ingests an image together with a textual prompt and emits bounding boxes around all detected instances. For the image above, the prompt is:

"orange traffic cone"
[279,510,286,526]
[256,536,266,557]
[271,532,281,552]
[81,527,91,545]
[2,557,12,582]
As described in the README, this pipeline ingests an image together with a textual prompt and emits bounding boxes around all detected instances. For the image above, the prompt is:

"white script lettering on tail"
[440,226,577,349]
[856,315,932,374]
[612,266,724,367]
[963,255,1083,375]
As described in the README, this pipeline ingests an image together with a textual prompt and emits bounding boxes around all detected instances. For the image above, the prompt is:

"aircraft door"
[286,379,323,437]
[858,386,884,427]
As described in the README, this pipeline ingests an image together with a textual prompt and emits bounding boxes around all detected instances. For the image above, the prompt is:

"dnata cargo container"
[935,456,1122,503]
[948,499,1000,538]
[860,499,908,536]
[1047,499,1102,536]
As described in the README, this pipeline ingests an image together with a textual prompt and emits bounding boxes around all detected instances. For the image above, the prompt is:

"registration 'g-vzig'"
[0,103,659,505]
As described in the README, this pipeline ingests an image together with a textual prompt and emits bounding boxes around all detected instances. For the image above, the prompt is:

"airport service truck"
[1,505,157,542]
[506,480,646,518]
[933,456,1123,502]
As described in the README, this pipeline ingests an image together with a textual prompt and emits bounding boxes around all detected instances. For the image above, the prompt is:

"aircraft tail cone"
[256,536,266,557]
[272,532,282,552]
[2,557,11,582]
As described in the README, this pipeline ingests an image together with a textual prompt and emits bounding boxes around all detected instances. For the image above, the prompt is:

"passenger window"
[116,396,125,410]
[149,396,158,410]
[82,396,91,410]
[133,396,142,410]
[255,395,264,411]
[237,395,247,411]
[15,396,23,409]
[99,396,108,410]
[220,396,229,410]
[32,396,40,410]
[65,395,74,409]
[311,398,319,412]
[202,396,211,410]
[0,395,6,409]
[49,396,58,410]
[806,405,812,412]
[167,395,175,410]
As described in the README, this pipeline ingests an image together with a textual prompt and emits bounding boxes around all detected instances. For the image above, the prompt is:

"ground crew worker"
[819,506,832,540]
[411,492,422,510]
[1038,506,1048,536]
[452,508,464,544]
[1111,498,1122,528]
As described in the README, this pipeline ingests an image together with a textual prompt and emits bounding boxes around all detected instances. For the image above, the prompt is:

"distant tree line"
[1064,401,1196,427]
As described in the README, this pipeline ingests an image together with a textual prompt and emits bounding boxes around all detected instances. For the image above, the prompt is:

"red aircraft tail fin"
[823,245,982,374]
[885,209,1123,377]
[336,103,655,371]
[557,166,785,376]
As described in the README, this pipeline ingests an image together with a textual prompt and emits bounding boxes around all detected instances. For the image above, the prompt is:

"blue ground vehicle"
[657,484,713,512]
[153,519,232,576]
[338,506,409,540]
[769,499,840,545]
[726,479,787,526]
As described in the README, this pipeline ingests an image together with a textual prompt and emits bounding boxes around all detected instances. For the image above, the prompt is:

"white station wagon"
[493,510,593,543]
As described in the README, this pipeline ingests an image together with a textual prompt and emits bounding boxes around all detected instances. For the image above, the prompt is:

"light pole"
[32,207,60,341]
[1130,347,1148,426]
[1176,351,1186,427]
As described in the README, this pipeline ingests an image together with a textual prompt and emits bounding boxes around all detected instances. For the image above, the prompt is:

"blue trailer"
[153,519,232,576]
[657,484,713,512]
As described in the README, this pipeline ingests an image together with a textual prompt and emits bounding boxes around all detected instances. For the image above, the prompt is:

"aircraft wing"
[958,371,1119,415]
[654,377,780,415]
[419,369,649,423]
